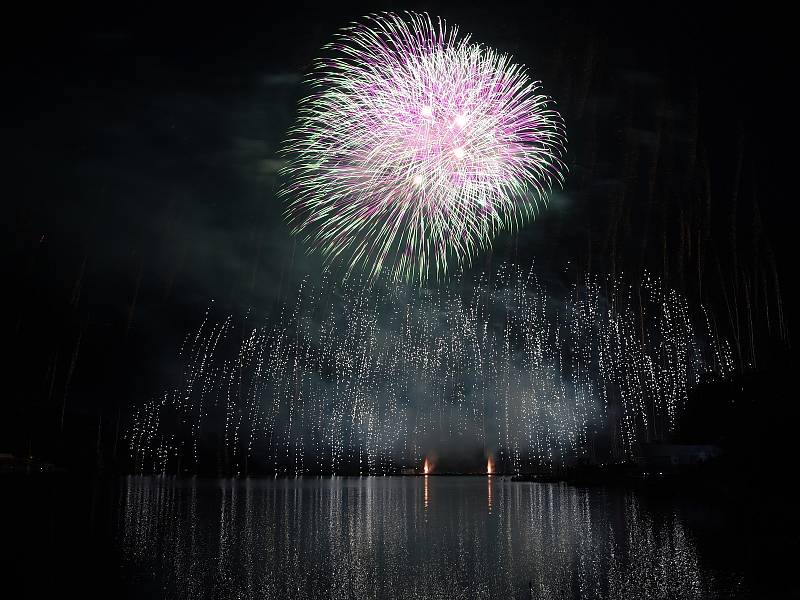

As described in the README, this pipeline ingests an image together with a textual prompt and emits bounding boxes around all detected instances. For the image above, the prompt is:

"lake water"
[5,474,789,598]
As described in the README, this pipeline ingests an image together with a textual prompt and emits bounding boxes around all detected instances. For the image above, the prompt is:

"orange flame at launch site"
[487,456,494,475]
[423,458,430,475]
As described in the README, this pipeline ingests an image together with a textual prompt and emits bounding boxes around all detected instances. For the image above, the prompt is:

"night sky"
[2,2,794,470]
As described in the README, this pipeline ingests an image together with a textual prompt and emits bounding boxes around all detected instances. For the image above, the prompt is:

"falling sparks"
[281,12,566,282]
[128,264,737,476]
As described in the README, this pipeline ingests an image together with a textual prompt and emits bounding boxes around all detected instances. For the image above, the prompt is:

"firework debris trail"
[129,264,737,475]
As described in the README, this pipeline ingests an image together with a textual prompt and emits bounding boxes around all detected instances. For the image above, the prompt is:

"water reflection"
[120,476,734,599]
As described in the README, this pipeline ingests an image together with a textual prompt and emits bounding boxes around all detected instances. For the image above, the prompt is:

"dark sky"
[1,2,793,467]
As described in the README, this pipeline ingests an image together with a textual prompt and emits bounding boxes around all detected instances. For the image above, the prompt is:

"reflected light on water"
[120,476,736,600]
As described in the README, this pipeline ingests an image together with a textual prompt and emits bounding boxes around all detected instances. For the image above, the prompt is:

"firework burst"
[281,12,566,282]
[128,265,737,476]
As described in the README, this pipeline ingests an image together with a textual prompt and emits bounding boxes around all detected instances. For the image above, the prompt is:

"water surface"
[113,475,747,599]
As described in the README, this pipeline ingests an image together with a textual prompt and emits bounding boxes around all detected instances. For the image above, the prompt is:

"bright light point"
[413,174,423,185]
[455,114,467,128]
[453,147,466,159]
[421,105,433,118]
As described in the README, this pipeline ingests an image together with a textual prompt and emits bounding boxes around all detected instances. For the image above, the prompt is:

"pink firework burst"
[281,12,567,282]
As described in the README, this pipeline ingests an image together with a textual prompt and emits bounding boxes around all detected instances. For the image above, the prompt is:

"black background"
[1,1,794,469]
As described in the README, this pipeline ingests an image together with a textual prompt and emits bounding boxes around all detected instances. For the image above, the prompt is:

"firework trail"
[128,265,736,475]
[281,13,566,282]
